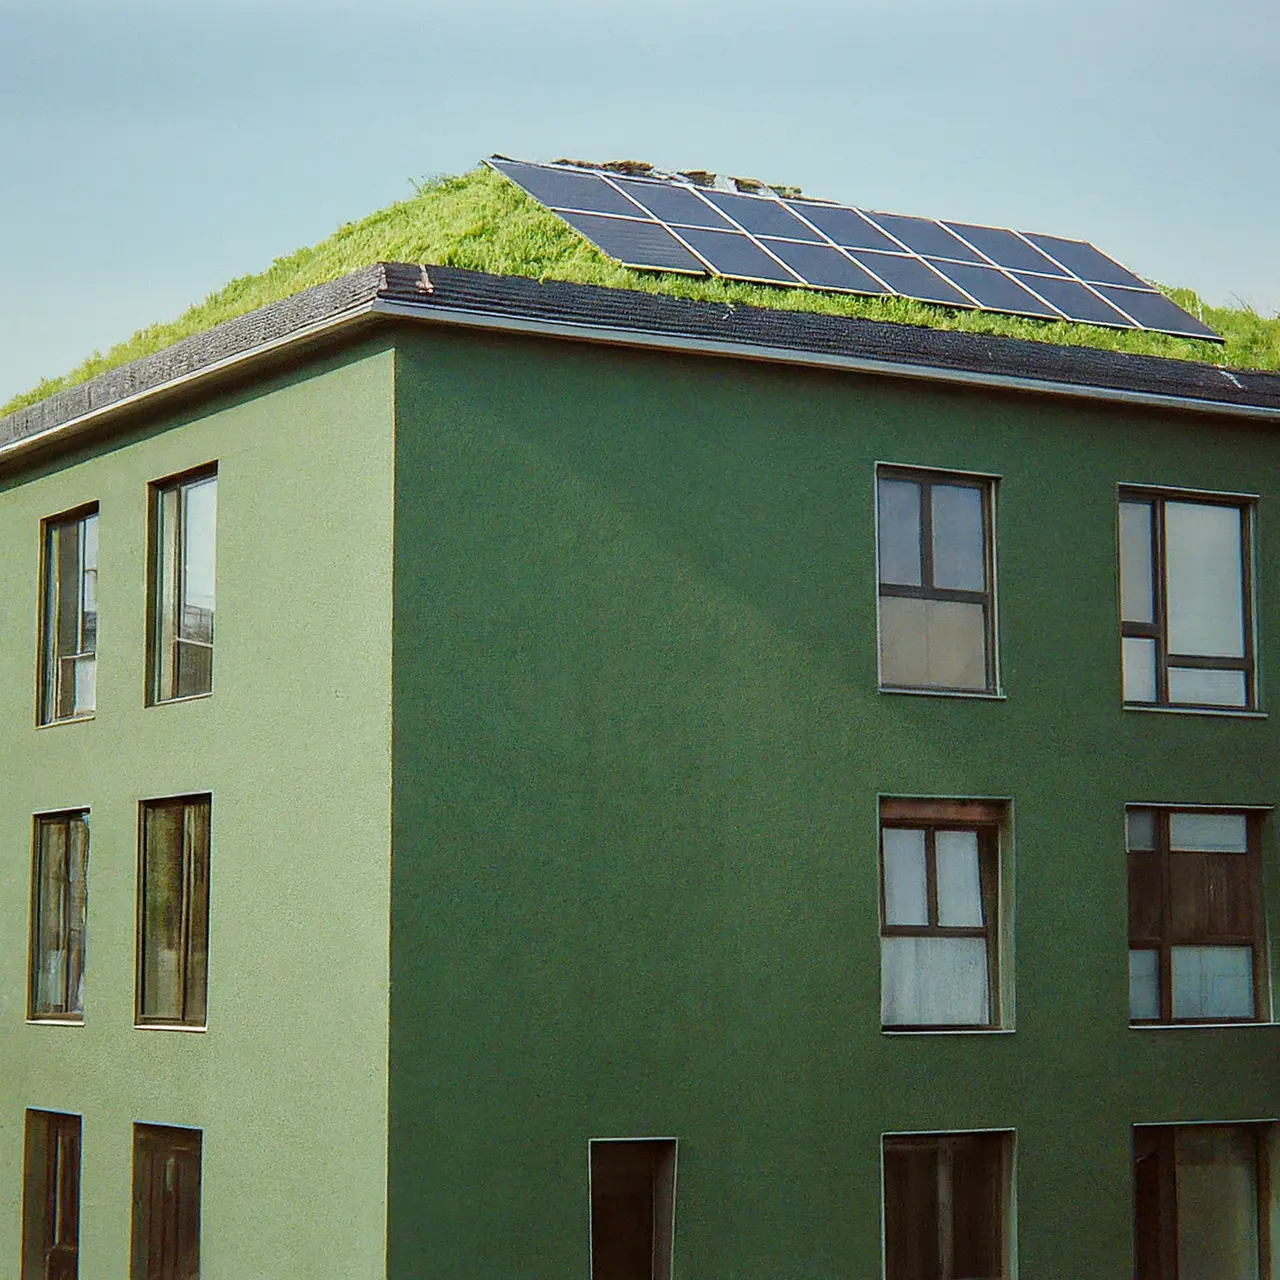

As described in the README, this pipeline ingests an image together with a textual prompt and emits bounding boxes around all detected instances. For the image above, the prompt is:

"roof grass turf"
[7,165,1280,419]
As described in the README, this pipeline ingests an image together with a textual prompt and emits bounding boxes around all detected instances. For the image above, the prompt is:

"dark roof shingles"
[3,261,1279,453]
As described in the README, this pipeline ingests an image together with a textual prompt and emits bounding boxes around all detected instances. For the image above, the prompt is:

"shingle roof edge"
[3,261,1280,458]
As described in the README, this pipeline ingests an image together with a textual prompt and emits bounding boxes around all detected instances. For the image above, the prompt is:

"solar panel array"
[488,158,1220,342]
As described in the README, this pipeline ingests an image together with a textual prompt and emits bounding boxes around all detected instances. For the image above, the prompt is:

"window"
[880,799,1003,1029]
[1134,1124,1275,1280]
[29,811,90,1021]
[131,1124,201,1280]
[589,1139,677,1280]
[136,796,210,1028]
[883,1131,1012,1280]
[1127,807,1268,1024]
[39,507,98,723]
[149,469,216,703]
[1119,490,1255,709]
[22,1110,81,1280]
[877,466,997,693]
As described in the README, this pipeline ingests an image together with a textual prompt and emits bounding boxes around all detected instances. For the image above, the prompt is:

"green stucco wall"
[0,346,396,1277]
[389,327,1280,1278]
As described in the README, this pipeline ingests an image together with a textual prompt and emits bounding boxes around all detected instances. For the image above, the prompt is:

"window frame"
[588,1137,678,1280]
[22,1109,81,1280]
[130,1123,201,1280]
[28,809,91,1024]
[135,794,211,1030]
[882,1128,1015,1280]
[875,463,1001,697]
[1118,485,1258,713]
[37,503,99,727]
[1132,1122,1274,1280]
[147,464,217,706]
[879,797,1005,1032]
[1127,805,1270,1027]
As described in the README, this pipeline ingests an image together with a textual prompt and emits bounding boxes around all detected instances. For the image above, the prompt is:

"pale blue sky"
[2,0,1277,404]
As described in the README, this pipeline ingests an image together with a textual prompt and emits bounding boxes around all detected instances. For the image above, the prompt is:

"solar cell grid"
[930,262,1059,319]
[486,157,1221,341]
[556,212,706,274]
[788,202,901,253]
[866,213,986,265]
[702,190,823,242]
[612,179,735,230]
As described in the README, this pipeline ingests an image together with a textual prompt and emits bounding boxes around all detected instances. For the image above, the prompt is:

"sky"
[2,0,1278,405]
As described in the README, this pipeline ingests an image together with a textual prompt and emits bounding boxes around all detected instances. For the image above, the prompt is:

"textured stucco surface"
[0,344,396,1277]
[388,323,1280,1278]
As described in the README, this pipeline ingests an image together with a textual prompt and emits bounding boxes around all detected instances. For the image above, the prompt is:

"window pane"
[931,483,986,591]
[883,1140,940,1280]
[182,478,217,622]
[1129,949,1160,1020]
[881,935,990,1025]
[948,1134,1006,1280]
[878,479,922,586]
[1122,637,1158,702]
[23,1110,81,1280]
[1175,1127,1260,1280]
[1167,666,1248,708]
[935,830,984,926]
[880,596,987,690]
[1165,502,1245,658]
[882,829,928,925]
[33,822,68,1016]
[1169,812,1248,853]
[1171,946,1254,1019]
[1119,501,1155,623]
[73,656,95,716]
[140,805,185,1022]
[1126,808,1157,851]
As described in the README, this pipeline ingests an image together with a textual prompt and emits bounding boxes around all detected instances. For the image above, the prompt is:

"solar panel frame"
[486,157,1222,342]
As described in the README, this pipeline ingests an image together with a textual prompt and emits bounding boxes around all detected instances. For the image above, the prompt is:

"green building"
[2,259,1279,1278]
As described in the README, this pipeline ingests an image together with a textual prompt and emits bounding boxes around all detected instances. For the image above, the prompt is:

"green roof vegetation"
[7,165,1280,419]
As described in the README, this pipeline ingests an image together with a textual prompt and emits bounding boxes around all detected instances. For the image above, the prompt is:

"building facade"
[2,264,1278,1276]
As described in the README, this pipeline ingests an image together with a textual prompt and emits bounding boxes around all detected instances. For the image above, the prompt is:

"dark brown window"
[22,1110,80,1280]
[29,811,90,1021]
[136,796,211,1028]
[131,1124,201,1280]
[880,799,1002,1029]
[1119,490,1256,709]
[877,467,997,693]
[589,1139,676,1280]
[883,1131,1012,1280]
[149,469,216,703]
[1127,808,1267,1024]
[39,507,98,724]
[1134,1124,1273,1280]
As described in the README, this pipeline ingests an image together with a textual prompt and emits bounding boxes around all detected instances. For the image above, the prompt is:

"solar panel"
[487,158,1221,341]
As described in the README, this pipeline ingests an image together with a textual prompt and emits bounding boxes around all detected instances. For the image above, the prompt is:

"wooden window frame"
[28,810,90,1022]
[880,798,1004,1031]
[1127,806,1268,1026]
[882,1130,1013,1280]
[37,504,99,726]
[1118,487,1257,711]
[135,795,211,1029]
[22,1109,81,1280]
[588,1138,677,1280]
[876,465,998,695]
[130,1124,201,1280]
[1133,1123,1273,1280]
[147,465,216,706]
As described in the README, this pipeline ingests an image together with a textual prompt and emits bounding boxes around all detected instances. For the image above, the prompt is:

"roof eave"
[370,296,1280,424]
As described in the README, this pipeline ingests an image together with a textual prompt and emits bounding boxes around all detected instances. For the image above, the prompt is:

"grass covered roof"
[7,165,1280,419]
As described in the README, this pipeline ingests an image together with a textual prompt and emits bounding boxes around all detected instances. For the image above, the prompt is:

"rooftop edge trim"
[2,262,1280,470]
